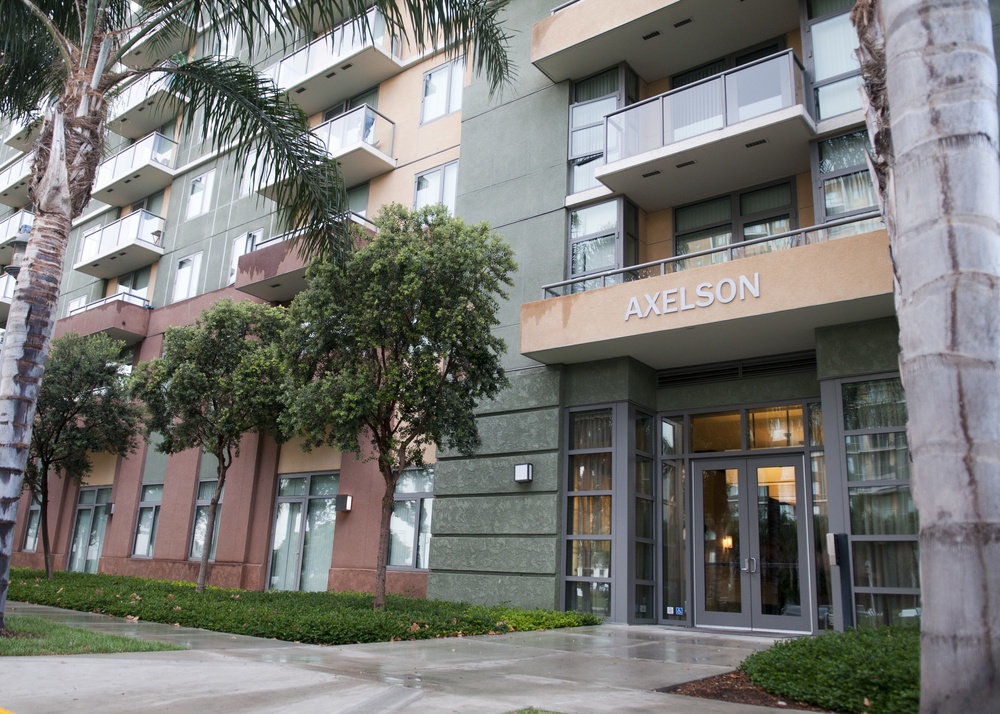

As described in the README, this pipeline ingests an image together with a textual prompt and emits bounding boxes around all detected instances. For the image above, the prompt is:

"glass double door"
[694,456,810,631]
[68,487,112,573]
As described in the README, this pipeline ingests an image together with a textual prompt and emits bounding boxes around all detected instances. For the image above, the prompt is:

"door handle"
[749,557,757,573]
[741,558,750,573]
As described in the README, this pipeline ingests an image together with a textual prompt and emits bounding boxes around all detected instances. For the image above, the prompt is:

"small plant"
[741,626,919,714]
[8,569,601,646]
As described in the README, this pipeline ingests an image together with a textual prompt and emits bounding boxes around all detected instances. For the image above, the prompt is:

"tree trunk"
[196,467,227,594]
[856,2,1000,710]
[373,469,400,610]
[0,77,105,628]
[39,468,51,579]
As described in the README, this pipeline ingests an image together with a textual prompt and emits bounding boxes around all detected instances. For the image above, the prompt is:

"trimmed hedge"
[9,569,601,645]
[741,626,919,714]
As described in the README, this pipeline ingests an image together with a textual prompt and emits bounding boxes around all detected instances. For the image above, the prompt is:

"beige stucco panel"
[521,230,892,354]
[277,436,343,474]
[84,451,118,487]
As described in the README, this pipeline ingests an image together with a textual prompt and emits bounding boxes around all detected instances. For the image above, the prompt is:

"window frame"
[420,56,465,124]
[132,483,163,559]
[566,197,639,289]
[185,169,216,220]
[413,161,459,215]
[189,479,223,561]
[802,1,863,120]
[172,251,203,303]
[228,230,260,284]
[811,131,878,223]
[387,466,435,570]
[21,501,41,552]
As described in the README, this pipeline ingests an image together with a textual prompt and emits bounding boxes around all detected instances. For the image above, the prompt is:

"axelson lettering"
[624,273,760,321]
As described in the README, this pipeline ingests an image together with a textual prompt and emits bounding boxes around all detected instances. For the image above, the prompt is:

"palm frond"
[161,58,352,261]
[0,0,67,118]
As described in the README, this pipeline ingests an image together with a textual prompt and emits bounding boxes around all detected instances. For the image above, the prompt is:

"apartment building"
[5,0,935,633]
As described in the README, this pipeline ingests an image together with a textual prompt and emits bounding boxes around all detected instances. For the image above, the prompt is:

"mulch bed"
[659,670,837,712]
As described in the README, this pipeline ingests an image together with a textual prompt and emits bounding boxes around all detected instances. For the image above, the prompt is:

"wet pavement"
[3,601,783,713]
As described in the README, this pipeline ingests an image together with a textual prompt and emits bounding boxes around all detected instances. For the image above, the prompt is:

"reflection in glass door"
[694,457,810,631]
[268,473,338,592]
[68,487,112,573]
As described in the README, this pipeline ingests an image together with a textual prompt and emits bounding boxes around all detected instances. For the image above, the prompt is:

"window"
[388,467,434,569]
[186,169,215,220]
[806,0,862,120]
[66,295,87,316]
[69,487,112,573]
[117,265,151,299]
[567,198,638,291]
[841,376,919,627]
[228,231,259,284]
[190,480,223,561]
[172,252,202,302]
[132,484,163,558]
[323,87,379,122]
[22,502,40,551]
[815,131,878,223]
[414,162,458,214]
[674,181,795,270]
[238,164,256,199]
[569,66,637,193]
[421,57,464,123]
[565,408,614,618]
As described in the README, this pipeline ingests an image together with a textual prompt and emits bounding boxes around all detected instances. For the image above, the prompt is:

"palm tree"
[853,1,1000,710]
[0,0,511,633]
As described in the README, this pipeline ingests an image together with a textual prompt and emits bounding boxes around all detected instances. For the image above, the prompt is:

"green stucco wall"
[816,317,900,380]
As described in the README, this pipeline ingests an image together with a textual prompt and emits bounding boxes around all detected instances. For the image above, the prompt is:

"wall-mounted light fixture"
[4,236,28,278]
[335,494,353,512]
[514,463,533,483]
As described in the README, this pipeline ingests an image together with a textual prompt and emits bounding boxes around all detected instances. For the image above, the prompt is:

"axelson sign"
[624,273,761,321]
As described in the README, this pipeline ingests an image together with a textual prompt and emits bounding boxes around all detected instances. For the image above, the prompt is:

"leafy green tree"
[24,332,139,579]
[0,0,511,633]
[130,299,289,593]
[282,203,516,609]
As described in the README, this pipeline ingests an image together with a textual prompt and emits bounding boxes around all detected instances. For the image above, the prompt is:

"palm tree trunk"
[855,1,1000,710]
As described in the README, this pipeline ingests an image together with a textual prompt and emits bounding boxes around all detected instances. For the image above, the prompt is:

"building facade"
[5,0,966,634]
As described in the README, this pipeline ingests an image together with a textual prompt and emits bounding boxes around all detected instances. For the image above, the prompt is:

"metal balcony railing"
[108,65,180,118]
[605,50,809,164]
[314,105,394,158]
[0,209,34,243]
[78,209,164,264]
[542,211,884,298]
[69,291,152,316]
[0,153,33,193]
[253,212,377,251]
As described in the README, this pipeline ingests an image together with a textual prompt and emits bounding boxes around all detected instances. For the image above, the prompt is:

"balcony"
[3,115,41,152]
[257,106,395,199]
[56,292,152,345]
[0,273,14,323]
[0,209,33,266]
[285,0,376,35]
[531,0,799,83]
[235,213,375,302]
[0,153,33,208]
[73,210,165,279]
[522,214,894,371]
[265,8,403,116]
[91,133,177,207]
[596,51,815,212]
[119,6,196,69]
[107,69,186,139]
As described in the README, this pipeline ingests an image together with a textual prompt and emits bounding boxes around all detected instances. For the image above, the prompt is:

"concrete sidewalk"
[2,601,784,713]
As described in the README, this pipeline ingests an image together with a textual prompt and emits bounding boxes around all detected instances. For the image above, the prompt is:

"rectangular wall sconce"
[335,494,353,512]
[514,463,533,483]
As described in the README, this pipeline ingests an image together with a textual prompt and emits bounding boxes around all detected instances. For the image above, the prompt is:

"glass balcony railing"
[0,209,34,243]
[606,50,809,163]
[265,7,398,91]
[93,133,177,189]
[78,209,164,264]
[69,291,152,316]
[0,273,14,301]
[253,212,376,252]
[0,153,33,193]
[108,65,179,119]
[314,105,394,158]
[542,211,884,298]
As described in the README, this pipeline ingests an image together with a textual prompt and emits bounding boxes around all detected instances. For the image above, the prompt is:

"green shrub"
[8,569,600,646]
[741,626,919,714]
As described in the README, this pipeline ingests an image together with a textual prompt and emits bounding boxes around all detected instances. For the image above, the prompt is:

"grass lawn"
[741,626,920,714]
[0,615,183,656]
[9,568,601,646]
